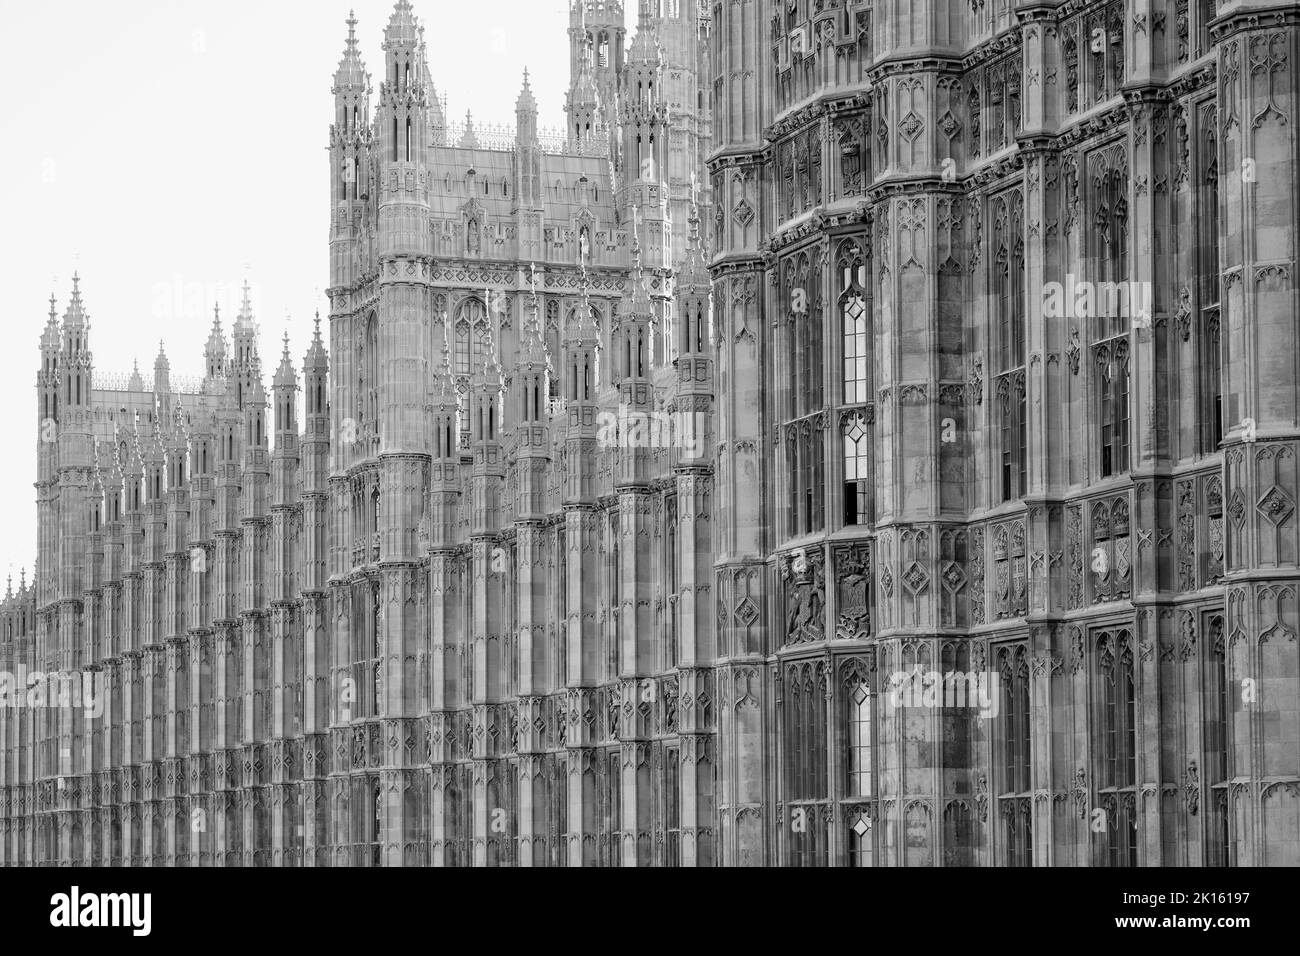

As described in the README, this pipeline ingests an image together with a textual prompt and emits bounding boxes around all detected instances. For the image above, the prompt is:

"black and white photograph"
[0,0,1293,934]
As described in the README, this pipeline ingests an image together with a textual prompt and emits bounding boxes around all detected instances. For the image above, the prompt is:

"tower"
[568,0,625,121]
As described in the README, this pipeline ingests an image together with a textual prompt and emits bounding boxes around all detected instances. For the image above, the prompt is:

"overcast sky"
[0,0,632,589]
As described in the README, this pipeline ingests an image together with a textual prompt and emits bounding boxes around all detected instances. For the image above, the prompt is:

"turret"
[564,44,603,150]
[514,71,542,209]
[301,312,330,495]
[154,340,172,426]
[569,0,625,117]
[676,194,710,353]
[272,332,300,507]
[331,10,373,289]
[60,274,95,431]
[513,290,552,521]
[618,237,655,387]
[230,281,261,410]
[615,237,655,488]
[204,303,228,381]
[38,293,60,477]
[468,335,505,537]
[424,320,462,550]
[378,0,429,168]
[621,11,668,187]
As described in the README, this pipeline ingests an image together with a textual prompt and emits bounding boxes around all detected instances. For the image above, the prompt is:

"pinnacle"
[334,9,368,90]
[517,68,538,112]
[384,0,419,46]
[459,109,479,148]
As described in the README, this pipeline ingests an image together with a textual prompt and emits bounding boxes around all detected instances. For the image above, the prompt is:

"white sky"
[0,0,634,588]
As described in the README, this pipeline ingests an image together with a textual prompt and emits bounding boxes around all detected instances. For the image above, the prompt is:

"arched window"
[1097,629,1138,866]
[1090,152,1130,478]
[454,298,489,376]
[454,321,471,375]
[846,681,872,796]
[997,645,1032,866]
[843,415,870,526]
[359,313,379,431]
[840,243,868,404]
[990,190,1027,501]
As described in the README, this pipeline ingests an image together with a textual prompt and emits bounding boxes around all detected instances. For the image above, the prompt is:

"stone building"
[706,0,1297,866]
[2,0,1297,867]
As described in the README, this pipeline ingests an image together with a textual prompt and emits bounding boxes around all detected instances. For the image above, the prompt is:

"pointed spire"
[627,220,653,316]
[516,68,537,113]
[128,358,144,392]
[204,302,228,381]
[472,325,503,389]
[518,284,548,367]
[433,312,458,406]
[572,41,601,105]
[42,291,61,350]
[629,5,663,65]
[155,339,169,370]
[275,329,297,388]
[64,271,89,328]
[459,109,479,149]
[384,0,419,46]
[333,9,369,92]
[570,268,599,345]
[235,280,255,329]
[305,309,329,372]
[680,181,709,291]
[421,29,445,138]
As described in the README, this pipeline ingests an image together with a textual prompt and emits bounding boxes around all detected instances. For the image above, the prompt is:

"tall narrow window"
[1097,340,1130,477]
[1097,628,1138,866]
[665,496,679,669]
[997,645,1032,866]
[607,751,621,867]
[555,525,567,690]
[993,191,1027,500]
[839,242,869,404]
[846,682,872,797]
[371,777,383,867]
[1198,106,1222,453]
[788,427,801,536]
[998,374,1027,501]
[842,416,870,526]
[784,661,829,866]
[1204,614,1231,865]
[664,748,680,866]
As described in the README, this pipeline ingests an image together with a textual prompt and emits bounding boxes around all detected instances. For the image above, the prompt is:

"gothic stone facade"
[704,0,1297,866]
[2,0,1298,867]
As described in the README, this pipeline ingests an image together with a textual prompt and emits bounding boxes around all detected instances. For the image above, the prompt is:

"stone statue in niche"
[466,217,481,256]
[835,547,871,640]
[783,550,826,644]
[838,121,861,194]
